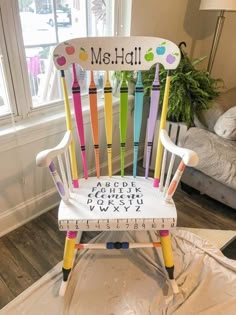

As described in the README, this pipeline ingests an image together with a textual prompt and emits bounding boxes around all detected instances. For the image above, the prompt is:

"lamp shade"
[200,0,236,11]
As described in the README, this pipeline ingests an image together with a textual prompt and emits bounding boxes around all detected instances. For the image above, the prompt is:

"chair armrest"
[36,131,72,167]
[160,129,199,167]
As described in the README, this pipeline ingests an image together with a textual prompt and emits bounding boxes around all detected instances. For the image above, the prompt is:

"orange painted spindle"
[89,71,100,177]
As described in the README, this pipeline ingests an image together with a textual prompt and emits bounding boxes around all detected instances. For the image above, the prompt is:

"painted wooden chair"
[36,37,199,296]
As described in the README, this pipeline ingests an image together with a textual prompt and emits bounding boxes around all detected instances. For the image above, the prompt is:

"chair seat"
[58,176,177,231]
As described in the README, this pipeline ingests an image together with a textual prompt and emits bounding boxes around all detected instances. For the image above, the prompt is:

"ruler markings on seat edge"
[58,218,176,231]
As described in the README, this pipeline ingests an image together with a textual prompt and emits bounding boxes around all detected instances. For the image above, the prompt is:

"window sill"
[0,95,134,153]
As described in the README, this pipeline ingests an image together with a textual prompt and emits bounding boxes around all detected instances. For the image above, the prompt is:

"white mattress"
[1,230,236,315]
[181,127,236,190]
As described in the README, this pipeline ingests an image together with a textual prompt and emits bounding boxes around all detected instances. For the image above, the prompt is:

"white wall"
[131,0,236,89]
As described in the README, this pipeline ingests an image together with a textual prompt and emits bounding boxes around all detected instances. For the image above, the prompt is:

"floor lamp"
[200,0,236,74]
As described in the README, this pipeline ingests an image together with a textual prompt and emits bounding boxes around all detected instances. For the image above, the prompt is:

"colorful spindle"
[104,71,113,177]
[75,241,162,249]
[145,64,160,178]
[60,70,79,188]
[60,230,77,296]
[165,160,185,202]
[72,64,88,179]
[153,71,172,187]
[133,71,144,177]
[159,230,176,289]
[119,72,129,177]
[60,70,78,295]
[49,161,68,201]
[89,71,100,177]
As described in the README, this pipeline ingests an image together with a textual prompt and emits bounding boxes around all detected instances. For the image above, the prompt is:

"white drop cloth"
[1,230,236,315]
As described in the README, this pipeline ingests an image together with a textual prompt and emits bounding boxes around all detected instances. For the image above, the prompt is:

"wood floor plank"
[0,277,15,309]
[0,238,40,297]
[7,224,62,277]
[175,190,236,230]
[32,213,65,248]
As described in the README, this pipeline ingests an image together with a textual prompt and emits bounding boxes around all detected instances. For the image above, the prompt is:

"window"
[0,0,131,123]
[19,0,114,109]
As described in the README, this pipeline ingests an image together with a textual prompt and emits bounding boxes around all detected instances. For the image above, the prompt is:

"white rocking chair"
[36,36,199,296]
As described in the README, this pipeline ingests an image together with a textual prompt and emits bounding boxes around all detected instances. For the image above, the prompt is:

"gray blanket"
[181,127,236,190]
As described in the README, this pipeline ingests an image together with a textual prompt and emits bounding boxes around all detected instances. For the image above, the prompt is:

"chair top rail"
[36,131,72,167]
[160,130,199,167]
[53,36,180,71]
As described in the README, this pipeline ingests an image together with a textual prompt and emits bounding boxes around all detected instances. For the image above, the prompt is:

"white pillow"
[214,106,236,140]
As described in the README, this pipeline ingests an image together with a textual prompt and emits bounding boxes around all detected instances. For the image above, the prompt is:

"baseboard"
[0,188,60,237]
[0,147,144,237]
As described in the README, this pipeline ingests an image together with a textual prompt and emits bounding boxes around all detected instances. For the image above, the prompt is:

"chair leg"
[60,231,77,296]
[160,230,179,293]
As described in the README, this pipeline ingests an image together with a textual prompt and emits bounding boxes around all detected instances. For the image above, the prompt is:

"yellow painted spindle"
[153,71,171,188]
[160,231,174,268]
[60,70,79,188]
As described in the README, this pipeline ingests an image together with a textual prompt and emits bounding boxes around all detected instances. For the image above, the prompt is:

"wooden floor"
[1,164,236,309]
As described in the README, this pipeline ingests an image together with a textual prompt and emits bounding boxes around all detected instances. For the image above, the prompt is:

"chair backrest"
[36,36,198,202]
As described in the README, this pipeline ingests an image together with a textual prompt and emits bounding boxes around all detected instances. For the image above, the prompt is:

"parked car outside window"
[38,7,71,27]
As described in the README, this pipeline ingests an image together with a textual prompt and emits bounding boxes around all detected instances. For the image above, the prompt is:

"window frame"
[0,1,19,122]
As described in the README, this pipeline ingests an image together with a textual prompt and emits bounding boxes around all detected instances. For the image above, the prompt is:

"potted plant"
[113,42,223,127]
